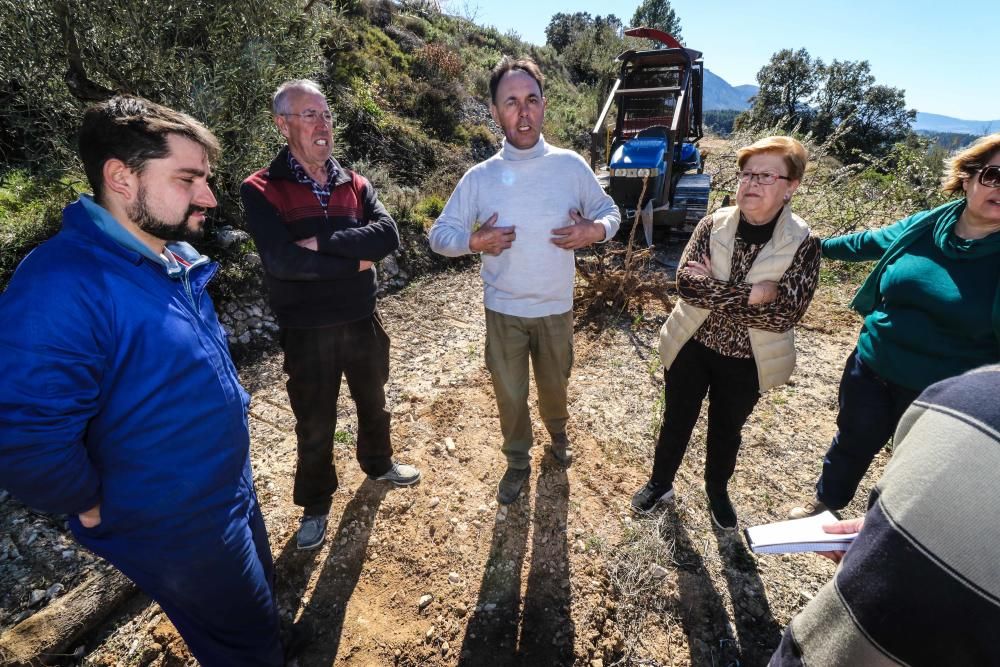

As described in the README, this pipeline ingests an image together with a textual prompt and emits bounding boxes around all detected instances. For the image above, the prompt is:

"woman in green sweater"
[790,133,1000,519]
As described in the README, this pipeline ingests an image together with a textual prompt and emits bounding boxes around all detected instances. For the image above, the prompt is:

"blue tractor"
[590,28,710,244]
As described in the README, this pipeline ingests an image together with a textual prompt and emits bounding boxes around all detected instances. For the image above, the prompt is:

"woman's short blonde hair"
[941,133,1000,195]
[736,136,808,181]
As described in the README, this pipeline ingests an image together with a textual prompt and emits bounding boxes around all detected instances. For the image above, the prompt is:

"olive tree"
[0,0,328,220]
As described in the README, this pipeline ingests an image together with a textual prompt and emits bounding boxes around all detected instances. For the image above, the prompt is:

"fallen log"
[0,568,137,666]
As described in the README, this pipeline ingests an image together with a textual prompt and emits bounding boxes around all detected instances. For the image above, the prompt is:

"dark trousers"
[280,313,393,516]
[816,348,920,509]
[77,498,283,666]
[651,339,761,489]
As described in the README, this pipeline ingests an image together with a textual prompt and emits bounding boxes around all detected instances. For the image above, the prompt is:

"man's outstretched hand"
[551,209,606,249]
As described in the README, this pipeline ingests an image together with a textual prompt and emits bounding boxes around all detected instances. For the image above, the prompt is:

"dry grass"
[603,511,683,666]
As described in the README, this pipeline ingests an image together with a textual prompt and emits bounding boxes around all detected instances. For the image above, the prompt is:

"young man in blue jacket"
[0,97,284,666]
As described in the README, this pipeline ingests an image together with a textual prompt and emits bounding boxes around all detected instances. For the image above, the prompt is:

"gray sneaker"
[369,461,421,486]
[630,480,675,514]
[497,466,530,505]
[548,432,572,467]
[296,514,328,551]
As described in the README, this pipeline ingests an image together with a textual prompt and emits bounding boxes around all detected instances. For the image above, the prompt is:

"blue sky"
[460,0,1000,121]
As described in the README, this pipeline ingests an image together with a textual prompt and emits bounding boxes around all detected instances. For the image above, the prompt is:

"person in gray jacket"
[429,56,620,505]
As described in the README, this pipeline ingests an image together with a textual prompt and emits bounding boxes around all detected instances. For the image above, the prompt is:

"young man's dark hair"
[488,56,545,104]
[78,95,220,202]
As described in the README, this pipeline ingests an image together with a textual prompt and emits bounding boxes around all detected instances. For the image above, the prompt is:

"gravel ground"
[1,260,888,667]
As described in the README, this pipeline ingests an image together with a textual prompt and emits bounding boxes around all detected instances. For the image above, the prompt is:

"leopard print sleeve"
[677,214,712,270]
[676,216,755,308]
[712,234,822,332]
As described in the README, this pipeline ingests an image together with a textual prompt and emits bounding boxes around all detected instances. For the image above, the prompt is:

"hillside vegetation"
[0,0,598,297]
[1,0,950,304]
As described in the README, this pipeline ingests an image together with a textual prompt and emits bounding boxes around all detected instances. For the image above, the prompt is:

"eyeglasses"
[738,171,792,186]
[978,165,1000,188]
[281,110,334,125]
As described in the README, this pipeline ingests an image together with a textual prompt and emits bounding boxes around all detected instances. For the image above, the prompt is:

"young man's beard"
[129,185,206,244]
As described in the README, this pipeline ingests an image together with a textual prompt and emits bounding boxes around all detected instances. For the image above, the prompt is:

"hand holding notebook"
[744,511,861,555]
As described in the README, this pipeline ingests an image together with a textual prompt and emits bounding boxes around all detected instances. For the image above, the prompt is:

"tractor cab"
[591,28,710,243]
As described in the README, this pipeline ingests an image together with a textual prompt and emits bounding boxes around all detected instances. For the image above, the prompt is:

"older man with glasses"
[241,79,420,552]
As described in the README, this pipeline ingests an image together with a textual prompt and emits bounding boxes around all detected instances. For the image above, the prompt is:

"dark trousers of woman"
[815,348,920,510]
[651,339,761,490]
[280,313,394,516]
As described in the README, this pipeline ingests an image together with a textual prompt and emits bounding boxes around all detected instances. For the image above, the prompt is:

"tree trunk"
[0,569,137,666]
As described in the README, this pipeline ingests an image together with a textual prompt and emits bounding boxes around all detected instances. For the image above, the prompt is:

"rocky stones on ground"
[215,226,250,249]
[647,563,669,579]
[381,253,401,278]
[418,594,433,610]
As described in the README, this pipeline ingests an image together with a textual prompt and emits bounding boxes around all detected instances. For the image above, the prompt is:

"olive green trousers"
[484,308,574,470]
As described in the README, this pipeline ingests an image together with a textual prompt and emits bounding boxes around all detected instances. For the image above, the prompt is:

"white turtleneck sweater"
[429,137,620,317]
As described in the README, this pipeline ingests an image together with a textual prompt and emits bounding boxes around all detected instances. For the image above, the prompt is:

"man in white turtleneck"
[429,57,620,505]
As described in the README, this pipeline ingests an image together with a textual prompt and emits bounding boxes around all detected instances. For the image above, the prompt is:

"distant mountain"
[703,69,757,111]
[914,112,998,136]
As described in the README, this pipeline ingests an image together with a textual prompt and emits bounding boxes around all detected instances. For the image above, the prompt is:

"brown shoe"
[497,466,530,505]
[548,432,572,467]
[788,497,831,520]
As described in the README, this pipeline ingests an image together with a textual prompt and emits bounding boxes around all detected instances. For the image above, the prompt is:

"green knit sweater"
[822,200,1000,391]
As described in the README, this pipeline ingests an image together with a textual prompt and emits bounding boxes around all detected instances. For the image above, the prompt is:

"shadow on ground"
[272,478,389,666]
[664,502,782,667]
[459,457,574,666]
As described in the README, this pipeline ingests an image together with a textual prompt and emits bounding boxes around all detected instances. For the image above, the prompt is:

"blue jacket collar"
[74,195,210,278]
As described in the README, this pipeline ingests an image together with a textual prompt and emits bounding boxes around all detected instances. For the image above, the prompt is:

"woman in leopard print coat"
[630,136,821,529]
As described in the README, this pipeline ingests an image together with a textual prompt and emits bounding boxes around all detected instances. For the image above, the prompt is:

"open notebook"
[744,511,858,555]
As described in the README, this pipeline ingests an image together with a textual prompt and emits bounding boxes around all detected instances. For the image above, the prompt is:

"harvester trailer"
[591,28,710,245]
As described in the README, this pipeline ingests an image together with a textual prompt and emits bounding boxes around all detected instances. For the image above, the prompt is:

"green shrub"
[0,0,328,229]
[411,81,464,139]
[541,78,600,151]
[360,0,394,26]
[338,102,438,187]
[411,193,445,229]
[350,76,386,122]
[398,13,429,39]
[463,123,499,161]
[0,170,84,290]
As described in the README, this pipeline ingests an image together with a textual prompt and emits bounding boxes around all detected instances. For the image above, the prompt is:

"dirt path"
[3,265,891,667]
